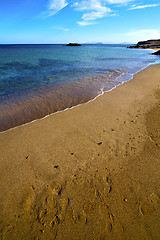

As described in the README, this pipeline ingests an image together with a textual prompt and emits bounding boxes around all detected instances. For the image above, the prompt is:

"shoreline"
[0,68,125,132]
[0,59,159,133]
[0,64,160,239]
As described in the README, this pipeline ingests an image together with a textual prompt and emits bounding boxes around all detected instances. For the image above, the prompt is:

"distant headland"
[128,39,160,49]
[128,39,160,55]
[66,43,81,46]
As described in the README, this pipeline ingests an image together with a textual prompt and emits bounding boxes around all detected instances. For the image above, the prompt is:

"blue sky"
[0,0,160,44]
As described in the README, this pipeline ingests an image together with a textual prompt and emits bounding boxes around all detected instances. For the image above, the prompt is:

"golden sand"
[0,64,160,240]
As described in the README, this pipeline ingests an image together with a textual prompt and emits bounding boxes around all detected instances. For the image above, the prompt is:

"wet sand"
[0,64,160,240]
[0,69,122,132]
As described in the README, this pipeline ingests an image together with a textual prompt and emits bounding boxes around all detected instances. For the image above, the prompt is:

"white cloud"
[127,29,160,39]
[73,0,113,25]
[43,0,68,17]
[72,0,108,12]
[82,10,109,20]
[129,4,160,10]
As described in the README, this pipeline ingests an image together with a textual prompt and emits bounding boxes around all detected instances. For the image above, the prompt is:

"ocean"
[0,44,159,131]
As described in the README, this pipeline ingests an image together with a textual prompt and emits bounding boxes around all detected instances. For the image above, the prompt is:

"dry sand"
[0,64,160,240]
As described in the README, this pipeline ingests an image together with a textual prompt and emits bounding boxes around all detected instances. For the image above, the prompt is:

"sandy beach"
[0,64,160,240]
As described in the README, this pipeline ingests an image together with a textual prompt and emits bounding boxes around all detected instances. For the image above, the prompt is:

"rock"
[66,43,81,46]
[152,50,160,55]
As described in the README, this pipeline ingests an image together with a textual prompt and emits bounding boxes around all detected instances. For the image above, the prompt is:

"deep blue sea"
[0,44,159,131]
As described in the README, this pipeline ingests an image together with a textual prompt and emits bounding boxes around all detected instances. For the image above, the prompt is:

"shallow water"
[0,44,159,131]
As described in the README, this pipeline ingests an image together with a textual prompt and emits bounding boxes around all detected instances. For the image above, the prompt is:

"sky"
[0,0,160,44]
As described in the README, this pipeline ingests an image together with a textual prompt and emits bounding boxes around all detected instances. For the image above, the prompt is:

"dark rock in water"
[152,50,160,55]
[127,39,160,49]
[66,43,81,46]
[127,45,149,49]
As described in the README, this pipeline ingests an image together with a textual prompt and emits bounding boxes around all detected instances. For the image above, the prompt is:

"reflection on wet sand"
[0,70,124,131]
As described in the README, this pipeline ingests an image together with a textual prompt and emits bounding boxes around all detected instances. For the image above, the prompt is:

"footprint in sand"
[71,209,87,225]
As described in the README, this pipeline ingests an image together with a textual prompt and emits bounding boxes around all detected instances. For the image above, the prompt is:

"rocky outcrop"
[152,50,160,55]
[128,39,160,49]
[66,43,81,46]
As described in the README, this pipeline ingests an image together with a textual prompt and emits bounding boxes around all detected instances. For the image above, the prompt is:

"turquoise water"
[0,44,159,131]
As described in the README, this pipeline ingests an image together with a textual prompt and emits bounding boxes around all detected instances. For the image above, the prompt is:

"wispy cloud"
[107,0,133,3]
[72,0,114,26]
[127,29,160,39]
[129,4,160,10]
[42,0,68,17]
